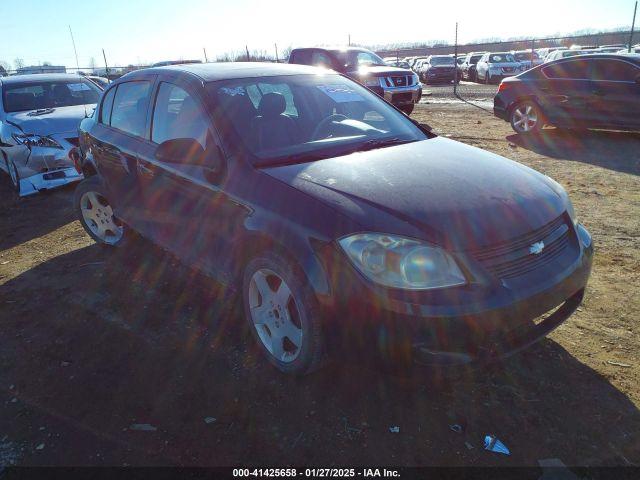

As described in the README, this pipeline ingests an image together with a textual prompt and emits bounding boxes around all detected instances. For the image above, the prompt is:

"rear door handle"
[592,89,605,96]
[137,159,154,176]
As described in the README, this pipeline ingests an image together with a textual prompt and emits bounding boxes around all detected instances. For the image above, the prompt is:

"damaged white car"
[0,74,101,196]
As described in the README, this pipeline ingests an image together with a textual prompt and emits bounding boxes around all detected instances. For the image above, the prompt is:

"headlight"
[339,233,466,290]
[566,197,578,227]
[11,133,62,149]
[363,78,380,87]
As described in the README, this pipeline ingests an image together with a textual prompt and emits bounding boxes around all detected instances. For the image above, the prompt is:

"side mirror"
[155,138,204,164]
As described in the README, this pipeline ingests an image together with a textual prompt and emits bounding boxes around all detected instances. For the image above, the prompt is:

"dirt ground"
[1,103,639,468]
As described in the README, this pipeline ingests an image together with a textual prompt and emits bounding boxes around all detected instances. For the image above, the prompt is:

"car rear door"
[537,59,594,126]
[589,58,640,128]
[90,76,155,225]
[134,76,233,278]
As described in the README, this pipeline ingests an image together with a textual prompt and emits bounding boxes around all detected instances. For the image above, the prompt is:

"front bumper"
[5,133,84,197]
[18,167,83,197]
[369,84,422,106]
[320,225,593,367]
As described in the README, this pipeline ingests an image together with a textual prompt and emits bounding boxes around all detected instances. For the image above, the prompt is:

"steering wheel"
[311,114,348,141]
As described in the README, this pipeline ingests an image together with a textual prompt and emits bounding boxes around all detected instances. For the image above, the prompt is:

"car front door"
[537,59,594,126]
[90,77,155,225]
[134,77,233,278]
[589,58,640,128]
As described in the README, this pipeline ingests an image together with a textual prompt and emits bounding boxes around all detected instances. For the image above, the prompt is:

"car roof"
[124,62,330,82]
[0,73,86,85]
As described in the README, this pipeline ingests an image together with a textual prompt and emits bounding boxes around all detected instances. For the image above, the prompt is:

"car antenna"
[68,25,87,118]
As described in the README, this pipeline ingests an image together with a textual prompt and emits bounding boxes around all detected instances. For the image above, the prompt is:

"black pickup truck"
[289,47,422,114]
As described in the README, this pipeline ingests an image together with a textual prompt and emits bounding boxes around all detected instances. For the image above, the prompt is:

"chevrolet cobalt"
[75,63,593,375]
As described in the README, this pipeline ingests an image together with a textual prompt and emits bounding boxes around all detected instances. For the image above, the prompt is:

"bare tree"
[14,58,25,70]
[42,61,52,66]
[0,60,10,76]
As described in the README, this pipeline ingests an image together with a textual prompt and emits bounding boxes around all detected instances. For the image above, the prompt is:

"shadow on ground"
[0,178,77,251]
[1,238,639,467]
[507,129,640,176]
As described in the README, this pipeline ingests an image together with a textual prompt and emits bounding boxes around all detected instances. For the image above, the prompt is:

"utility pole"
[453,22,458,95]
[69,25,80,73]
[203,47,208,62]
[102,48,109,77]
[630,1,638,52]
[348,34,351,46]
[275,43,279,63]
[245,45,250,61]
[531,38,535,69]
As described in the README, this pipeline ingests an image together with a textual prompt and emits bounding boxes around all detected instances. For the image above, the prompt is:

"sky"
[0,0,636,69]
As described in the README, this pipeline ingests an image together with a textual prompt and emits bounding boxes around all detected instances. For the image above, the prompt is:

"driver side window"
[151,82,209,149]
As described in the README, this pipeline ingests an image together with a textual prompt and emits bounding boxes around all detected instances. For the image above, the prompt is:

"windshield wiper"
[354,137,415,152]
[27,108,55,117]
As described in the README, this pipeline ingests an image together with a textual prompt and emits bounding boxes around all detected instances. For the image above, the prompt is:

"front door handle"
[592,89,605,96]
[137,159,154,177]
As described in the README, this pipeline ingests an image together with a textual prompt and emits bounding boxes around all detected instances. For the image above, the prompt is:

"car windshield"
[2,79,101,113]
[489,54,516,63]
[207,73,428,166]
[430,56,455,66]
[330,50,386,68]
[514,52,538,61]
[470,55,483,63]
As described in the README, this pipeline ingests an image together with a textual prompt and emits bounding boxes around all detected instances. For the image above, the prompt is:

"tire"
[74,176,127,247]
[4,156,20,194]
[510,101,543,135]
[242,252,324,375]
[399,104,414,115]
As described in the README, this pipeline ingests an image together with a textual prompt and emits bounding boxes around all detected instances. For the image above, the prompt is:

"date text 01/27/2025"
[232,468,400,477]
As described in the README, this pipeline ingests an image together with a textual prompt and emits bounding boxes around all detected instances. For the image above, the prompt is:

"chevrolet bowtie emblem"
[529,241,545,255]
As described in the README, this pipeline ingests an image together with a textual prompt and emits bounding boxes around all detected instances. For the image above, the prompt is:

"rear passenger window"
[542,60,590,80]
[100,87,116,124]
[290,50,312,65]
[110,81,151,137]
[311,51,334,69]
[592,59,640,82]
[152,82,209,148]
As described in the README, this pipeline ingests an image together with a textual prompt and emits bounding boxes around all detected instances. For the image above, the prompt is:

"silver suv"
[475,52,523,84]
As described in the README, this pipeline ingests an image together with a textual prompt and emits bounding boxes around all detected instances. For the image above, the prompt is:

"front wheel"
[243,252,324,375]
[510,101,543,134]
[399,104,414,115]
[74,176,127,246]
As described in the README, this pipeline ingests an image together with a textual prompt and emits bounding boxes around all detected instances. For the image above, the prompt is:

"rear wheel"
[510,101,543,134]
[243,252,324,375]
[74,176,126,247]
[399,104,414,115]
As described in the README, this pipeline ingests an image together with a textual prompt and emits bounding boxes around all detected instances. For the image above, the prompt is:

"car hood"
[5,104,95,135]
[263,138,565,251]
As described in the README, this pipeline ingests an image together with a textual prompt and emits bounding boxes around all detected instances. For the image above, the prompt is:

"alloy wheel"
[79,191,123,245]
[248,269,303,363]
[512,103,539,133]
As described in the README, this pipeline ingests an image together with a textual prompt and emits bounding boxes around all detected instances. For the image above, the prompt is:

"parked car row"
[494,53,640,134]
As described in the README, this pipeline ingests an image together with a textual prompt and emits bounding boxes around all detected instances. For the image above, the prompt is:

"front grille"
[472,216,573,279]
[384,75,415,87]
[502,67,515,73]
